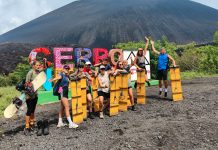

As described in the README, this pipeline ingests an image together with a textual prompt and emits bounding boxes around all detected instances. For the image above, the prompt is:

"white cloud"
[0,0,76,35]
[192,0,218,9]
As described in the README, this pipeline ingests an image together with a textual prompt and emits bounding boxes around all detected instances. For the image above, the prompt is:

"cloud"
[192,0,218,10]
[0,0,75,35]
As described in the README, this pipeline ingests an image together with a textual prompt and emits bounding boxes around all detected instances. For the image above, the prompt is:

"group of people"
[23,36,176,136]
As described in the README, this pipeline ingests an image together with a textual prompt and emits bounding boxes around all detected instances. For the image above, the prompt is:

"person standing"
[150,40,176,97]
[50,65,79,129]
[134,37,151,86]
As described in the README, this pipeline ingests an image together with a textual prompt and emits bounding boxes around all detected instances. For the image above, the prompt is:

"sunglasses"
[119,64,123,66]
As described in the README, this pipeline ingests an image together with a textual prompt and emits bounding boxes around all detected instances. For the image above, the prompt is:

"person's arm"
[150,40,160,55]
[93,63,101,67]
[144,36,149,56]
[97,77,107,88]
[114,69,127,76]
[168,54,176,67]
[49,74,62,82]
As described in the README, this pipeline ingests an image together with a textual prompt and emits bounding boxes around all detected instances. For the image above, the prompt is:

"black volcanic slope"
[0,0,218,48]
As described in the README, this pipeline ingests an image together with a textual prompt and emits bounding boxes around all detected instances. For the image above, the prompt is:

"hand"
[145,36,149,41]
[49,79,53,82]
[150,40,154,45]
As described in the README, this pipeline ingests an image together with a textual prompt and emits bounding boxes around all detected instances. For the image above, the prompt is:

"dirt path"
[0,77,218,150]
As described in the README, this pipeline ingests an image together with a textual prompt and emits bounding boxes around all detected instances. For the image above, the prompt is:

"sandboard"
[71,79,83,124]
[136,70,146,104]
[4,72,46,118]
[170,66,183,101]
[109,75,120,116]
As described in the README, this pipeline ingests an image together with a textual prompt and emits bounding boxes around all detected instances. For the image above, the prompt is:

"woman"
[50,65,78,129]
[134,36,150,86]
[97,65,114,119]
[71,64,95,119]
[114,61,136,111]
[24,61,43,135]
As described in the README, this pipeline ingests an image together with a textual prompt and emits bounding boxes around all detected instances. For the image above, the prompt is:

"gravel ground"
[0,77,218,150]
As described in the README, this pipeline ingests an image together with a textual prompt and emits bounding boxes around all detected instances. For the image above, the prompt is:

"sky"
[0,0,217,35]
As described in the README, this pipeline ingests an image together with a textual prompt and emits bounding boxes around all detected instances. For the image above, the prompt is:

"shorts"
[58,86,69,100]
[157,70,168,80]
[98,91,110,100]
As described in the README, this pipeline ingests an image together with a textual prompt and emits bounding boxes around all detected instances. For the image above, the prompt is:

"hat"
[85,61,91,65]
[100,65,106,69]
[63,65,70,70]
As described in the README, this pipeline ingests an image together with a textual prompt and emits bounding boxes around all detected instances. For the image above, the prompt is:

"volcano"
[0,0,218,48]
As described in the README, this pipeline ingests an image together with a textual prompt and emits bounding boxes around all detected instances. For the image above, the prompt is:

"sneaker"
[131,105,136,111]
[164,92,167,98]
[57,122,67,128]
[88,112,95,119]
[69,122,78,129]
[24,128,31,136]
[159,91,162,97]
[99,112,104,119]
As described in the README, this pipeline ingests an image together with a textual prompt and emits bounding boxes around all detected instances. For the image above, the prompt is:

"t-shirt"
[59,73,69,87]
[98,72,110,93]
[83,67,92,75]
[105,64,112,71]
[130,66,137,81]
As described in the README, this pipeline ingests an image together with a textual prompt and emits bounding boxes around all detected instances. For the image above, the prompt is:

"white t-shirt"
[130,66,137,81]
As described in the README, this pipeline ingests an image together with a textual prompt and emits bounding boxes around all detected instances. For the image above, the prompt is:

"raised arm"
[144,36,149,56]
[150,40,160,55]
[168,54,176,67]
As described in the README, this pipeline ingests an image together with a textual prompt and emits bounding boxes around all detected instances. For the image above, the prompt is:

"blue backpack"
[53,74,64,96]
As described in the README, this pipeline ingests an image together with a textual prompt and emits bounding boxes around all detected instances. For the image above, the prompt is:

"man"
[150,40,176,98]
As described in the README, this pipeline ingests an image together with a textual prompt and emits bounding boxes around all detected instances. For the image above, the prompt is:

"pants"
[26,96,38,116]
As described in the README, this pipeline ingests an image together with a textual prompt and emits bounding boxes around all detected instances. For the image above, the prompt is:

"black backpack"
[53,74,64,96]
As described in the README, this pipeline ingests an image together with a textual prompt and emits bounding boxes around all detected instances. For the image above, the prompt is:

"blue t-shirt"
[158,53,168,70]
[60,73,69,87]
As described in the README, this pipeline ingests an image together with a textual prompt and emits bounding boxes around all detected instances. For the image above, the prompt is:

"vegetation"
[0,86,19,116]
[114,35,218,79]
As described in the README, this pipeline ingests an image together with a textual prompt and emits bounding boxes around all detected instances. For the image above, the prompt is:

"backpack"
[53,74,64,96]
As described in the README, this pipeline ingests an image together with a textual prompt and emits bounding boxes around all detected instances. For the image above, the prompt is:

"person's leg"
[163,70,168,97]
[128,88,136,111]
[158,70,163,96]
[30,97,38,127]
[57,101,66,127]
[61,97,78,128]
[99,95,104,119]
[145,71,150,86]
[24,98,32,135]
[87,93,94,119]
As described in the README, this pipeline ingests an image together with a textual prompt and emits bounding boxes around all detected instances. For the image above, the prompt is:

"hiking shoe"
[36,120,43,136]
[69,122,78,129]
[43,120,49,135]
[131,105,136,111]
[57,122,67,128]
[164,92,167,98]
[99,112,104,119]
[88,112,95,119]
[24,128,31,136]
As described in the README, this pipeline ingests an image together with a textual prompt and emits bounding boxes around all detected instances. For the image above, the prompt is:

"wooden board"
[170,67,183,101]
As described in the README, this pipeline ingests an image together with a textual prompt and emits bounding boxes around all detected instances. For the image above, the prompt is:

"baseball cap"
[63,65,70,70]
[100,65,106,70]
[85,61,91,65]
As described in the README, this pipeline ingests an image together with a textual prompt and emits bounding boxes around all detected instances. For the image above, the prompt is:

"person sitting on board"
[114,61,136,111]
[50,65,79,129]
[150,40,176,98]
[97,65,114,119]
[134,36,151,87]
[70,64,95,119]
